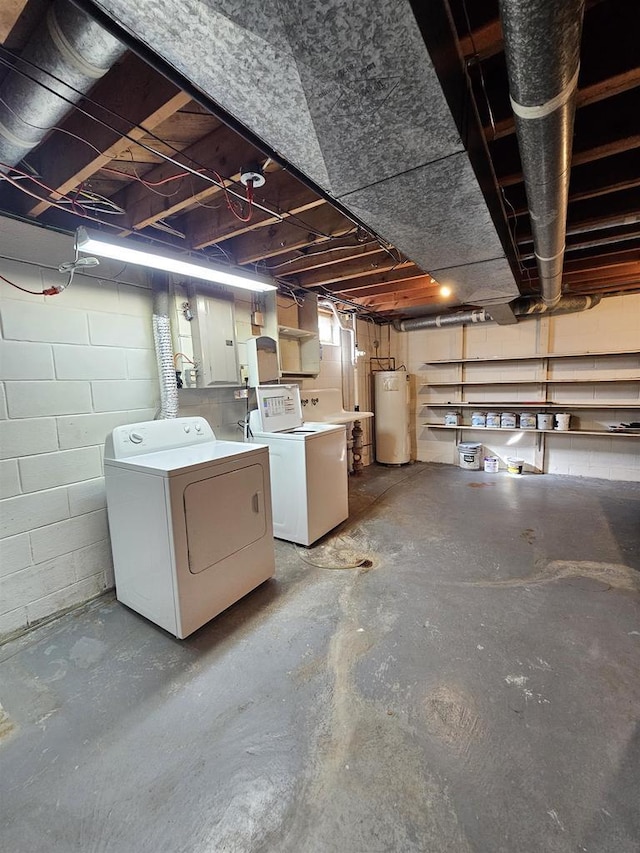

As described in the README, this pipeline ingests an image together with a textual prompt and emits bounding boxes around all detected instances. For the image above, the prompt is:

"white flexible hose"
[153,314,178,419]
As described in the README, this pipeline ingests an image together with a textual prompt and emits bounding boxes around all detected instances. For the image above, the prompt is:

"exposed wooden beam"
[357,292,446,313]
[0,0,29,41]
[321,266,433,293]
[500,134,640,187]
[567,176,640,207]
[486,68,640,140]
[525,261,640,286]
[111,124,264,232]
[563,248,640,274]
[459,18,503,61]
[273,241,382,277]
[230,205,355,265]
[295,254,416,289]
[511,174,640,216]
[566,280,640,295]
[517,206,640,248]
[181,170,323,249]
[340,275,435,300]
[25,54,191,217]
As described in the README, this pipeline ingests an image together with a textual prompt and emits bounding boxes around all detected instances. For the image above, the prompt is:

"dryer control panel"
[105,417,215,460]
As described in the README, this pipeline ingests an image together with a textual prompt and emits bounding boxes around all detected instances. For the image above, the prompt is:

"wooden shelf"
[423,424,639,438]
[278,325,316,340]
[423,377,640,387]
[420,402,640,409]
[423,349,640,365]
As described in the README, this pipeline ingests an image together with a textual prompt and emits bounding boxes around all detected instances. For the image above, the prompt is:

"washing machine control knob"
[129,432,143,444]
[183,424,191,433]
[194,423,202,433]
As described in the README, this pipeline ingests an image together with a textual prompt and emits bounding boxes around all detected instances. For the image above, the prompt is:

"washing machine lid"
[250,420,345,441]
[254,384,303,432]
[104,439,266,476]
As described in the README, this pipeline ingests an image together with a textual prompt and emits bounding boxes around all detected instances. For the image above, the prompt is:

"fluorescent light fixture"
[76,227,276,293]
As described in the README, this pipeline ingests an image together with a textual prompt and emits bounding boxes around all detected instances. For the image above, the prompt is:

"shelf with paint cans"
[422,424,640,438]
[421,402,640,409]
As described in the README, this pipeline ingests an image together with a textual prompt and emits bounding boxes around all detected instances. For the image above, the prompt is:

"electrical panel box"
[190,292,240,387]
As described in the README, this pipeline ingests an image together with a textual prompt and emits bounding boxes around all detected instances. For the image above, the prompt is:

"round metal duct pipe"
[393,309,488,332]
[498,0,586,308]
[393,295,601,331]
[0,0,126,170]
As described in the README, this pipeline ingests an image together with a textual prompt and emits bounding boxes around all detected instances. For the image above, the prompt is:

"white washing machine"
[104,417,275,639]
[248,385,348,546]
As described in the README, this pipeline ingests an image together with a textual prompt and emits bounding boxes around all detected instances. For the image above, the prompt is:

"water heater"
[374,370,410,465]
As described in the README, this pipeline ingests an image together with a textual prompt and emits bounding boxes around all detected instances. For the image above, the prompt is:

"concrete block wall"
[0,235,158,639]
[405,293,640,480]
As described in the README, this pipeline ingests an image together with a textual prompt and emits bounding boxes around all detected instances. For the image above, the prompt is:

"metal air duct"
[498,0,586,308]
[393,295,600,331]
[394,309,488,332]
[0,0,125,170]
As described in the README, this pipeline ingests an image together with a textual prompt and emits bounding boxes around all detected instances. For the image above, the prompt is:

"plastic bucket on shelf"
[520,412,537,429]
[555,413,571,430]
[486,412,501,428]
[458,443,482,470]
[501,412,517,428]
[507,457,524,474]
[537,413,554,430]
[444,411,461,426]
[471,411,486,427]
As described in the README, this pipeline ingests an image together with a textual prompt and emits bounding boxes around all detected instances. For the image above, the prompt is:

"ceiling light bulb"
[440,285,452,297]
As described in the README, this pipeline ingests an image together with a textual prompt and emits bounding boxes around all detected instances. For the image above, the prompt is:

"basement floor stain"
[0,463,639,853]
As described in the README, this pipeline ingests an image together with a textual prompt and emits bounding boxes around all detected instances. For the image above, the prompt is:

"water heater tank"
[374,370,410,465]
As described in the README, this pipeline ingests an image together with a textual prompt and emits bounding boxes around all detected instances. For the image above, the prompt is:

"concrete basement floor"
[1,463,639,853]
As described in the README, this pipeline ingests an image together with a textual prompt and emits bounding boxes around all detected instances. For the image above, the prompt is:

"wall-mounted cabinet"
[263,291,320,377]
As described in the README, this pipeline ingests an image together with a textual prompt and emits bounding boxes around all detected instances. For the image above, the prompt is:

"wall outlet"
[252,310,264,327]
[234,388,249,399]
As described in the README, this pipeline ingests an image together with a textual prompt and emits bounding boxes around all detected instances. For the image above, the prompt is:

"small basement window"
[318,310,340,346]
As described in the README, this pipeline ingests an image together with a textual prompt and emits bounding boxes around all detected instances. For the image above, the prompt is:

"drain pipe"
[0,0,125,170]
[319,299,359,406]
[393,295,600,331]
[152,273,178,419]
[498,0,586,307]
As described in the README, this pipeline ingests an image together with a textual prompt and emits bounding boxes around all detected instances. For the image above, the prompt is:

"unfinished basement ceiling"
[0,0,638,320]
[76,0,520,307]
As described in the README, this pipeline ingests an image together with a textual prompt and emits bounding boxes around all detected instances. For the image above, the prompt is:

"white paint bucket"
[537,413,554,430]
[507,457,524,474]
[484,456,499,473]
[486,412,501,428]
[445,411,461,426]
[501,412,517,428]
[520,412,537,429]
[555,413,571,430]
[458,443,482,470]
[471,411,486,427]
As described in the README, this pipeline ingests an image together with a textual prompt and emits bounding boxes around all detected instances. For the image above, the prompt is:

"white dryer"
[104,417,275,639]
[248,385,348,546]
